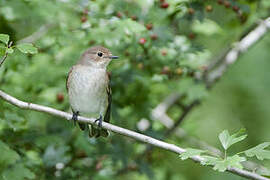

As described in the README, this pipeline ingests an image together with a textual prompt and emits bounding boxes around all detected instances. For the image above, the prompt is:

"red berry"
[116,11,123,18]
[131,15,137,21]
[188,32,196,40]
[150,34,158,40]
[146,23,153,30]
[160,0,165,2]
[161,66,170,74]
[81,16,87,23]
[232,6,239,12]
[161,50,167,56]
[160,2,169,9]
[56,93,64,103]
[139,38,146,45]
[224,1,231,8]
[217,0,223,5]
[83,8,89,15]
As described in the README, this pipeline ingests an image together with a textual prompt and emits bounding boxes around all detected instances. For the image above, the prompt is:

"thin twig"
[0,89,268,180]
[0,41,13,67]
[17,24,54,44]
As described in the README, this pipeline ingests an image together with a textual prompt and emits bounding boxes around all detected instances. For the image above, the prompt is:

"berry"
[160,0,165,2]
[81,16,87,23]
[224,1,231,8]
[56,93,64,103]
[161,66,170,74]
[161,50,167,56]
[188,8,195,15]
[232,6,239,12]
[160,2,169,9]
[116,11,123,18]
[206,5,213,12]
[217,0,223,5]
[188,32,196,40]
[150,34,158,40]
[139,38,146,45]
[83,8,89,15]
[131,15,137,21]
[146,23,153,30]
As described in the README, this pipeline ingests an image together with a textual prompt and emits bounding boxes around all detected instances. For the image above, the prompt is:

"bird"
[66,46,118,138]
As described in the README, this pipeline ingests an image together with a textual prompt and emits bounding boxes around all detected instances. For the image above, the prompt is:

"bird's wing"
[104,72,112,123]
[66,66,74,92]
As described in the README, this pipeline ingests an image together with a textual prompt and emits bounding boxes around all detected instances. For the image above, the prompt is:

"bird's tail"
[89,125,110,138]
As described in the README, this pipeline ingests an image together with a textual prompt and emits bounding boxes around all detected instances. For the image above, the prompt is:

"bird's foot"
[72,111,79,126]
[94,114,103,128]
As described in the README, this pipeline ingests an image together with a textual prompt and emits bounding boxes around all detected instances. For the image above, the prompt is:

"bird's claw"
[72,111,79,126]
[95,114,103,128]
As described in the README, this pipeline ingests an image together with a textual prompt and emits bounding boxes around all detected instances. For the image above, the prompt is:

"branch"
[151,95,270,175]
[205,17,270,86]
[0,41,13,67]
[17,24,54,44]
[0,90,269,180]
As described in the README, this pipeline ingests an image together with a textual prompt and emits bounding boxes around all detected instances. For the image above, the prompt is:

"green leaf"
[219,129,247,150]
[2,164,35,180]
[16,43,38,54]
[244,142,270,160]
[200,155,220,166]
[0,140,20,169]
[0,34,9,45]
[202,155,246,172]
[179,148,206,160]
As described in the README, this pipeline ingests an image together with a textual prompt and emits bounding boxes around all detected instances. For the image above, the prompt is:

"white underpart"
[68,65,108,118]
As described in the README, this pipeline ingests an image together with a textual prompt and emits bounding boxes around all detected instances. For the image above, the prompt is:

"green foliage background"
[0,0,270,179]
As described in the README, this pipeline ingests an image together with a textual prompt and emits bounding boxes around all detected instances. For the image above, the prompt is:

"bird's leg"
[95,114,103,128]
[72,111,79,126]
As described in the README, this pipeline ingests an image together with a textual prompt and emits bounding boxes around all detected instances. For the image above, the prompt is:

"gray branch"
[17,24,54,44]
[0,89,269,180]
[206,17,270,85]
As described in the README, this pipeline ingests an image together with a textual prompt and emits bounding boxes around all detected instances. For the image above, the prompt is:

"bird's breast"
[68,66,108,116]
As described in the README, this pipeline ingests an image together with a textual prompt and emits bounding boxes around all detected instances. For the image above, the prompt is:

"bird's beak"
[109,56,119,59]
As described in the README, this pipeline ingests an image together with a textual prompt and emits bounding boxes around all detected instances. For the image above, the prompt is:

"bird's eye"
[97,52,103,57]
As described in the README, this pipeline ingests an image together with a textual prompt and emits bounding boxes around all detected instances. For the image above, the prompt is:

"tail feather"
[89,125,109,138]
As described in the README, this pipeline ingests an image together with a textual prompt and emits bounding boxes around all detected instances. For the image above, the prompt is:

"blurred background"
[0,0,270,179]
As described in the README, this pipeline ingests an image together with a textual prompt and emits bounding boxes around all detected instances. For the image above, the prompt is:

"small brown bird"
[66,46,118,138]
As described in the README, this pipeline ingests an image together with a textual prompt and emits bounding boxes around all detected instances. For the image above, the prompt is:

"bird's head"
[79,46,118,68]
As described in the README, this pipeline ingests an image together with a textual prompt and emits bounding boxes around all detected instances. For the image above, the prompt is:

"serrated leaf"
[200,155,220,166]
[2,164,35,180]
[219,129,247,150]
[16,43,38,54]
[201,155,246,172]
[179,148,206,160]
[244,142,270,160]
[214,155,246,172]
[0,34,9,45]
